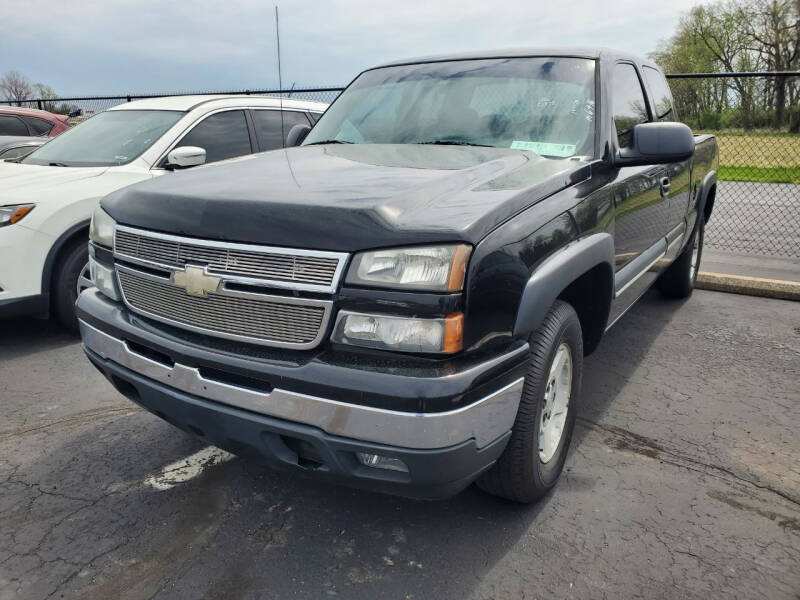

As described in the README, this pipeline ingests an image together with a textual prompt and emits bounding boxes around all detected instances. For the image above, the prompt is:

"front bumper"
[0,223,52,312]
[78,289,528,497]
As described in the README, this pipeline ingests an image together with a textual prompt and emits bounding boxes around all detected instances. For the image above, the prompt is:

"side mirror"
[286,124,311,147]
[616,122,694,166]
[165,146,206,169]
[68,109,82,118]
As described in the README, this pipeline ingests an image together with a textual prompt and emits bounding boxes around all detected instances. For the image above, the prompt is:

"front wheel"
[477,300,583,503]
[52,241,89,331]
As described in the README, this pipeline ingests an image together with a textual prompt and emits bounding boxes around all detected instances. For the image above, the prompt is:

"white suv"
[0,95,327,328]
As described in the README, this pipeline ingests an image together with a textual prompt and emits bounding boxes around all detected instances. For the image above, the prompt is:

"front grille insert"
[114,226,347,293]
[117,267,331,349]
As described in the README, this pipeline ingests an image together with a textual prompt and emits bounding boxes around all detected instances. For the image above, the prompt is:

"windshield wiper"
[48,162,69,167]
[415,140,493,148]
[304,140,353,146]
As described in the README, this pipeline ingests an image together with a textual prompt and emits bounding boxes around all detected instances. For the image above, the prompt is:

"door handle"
[660,176,671,195]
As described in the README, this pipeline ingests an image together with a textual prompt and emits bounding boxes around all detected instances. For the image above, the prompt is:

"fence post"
[127,95,131,103]
[36,100,42,110]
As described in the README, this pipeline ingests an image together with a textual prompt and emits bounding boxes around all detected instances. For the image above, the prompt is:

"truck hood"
[102,144,587,252]
[0,161,108,194]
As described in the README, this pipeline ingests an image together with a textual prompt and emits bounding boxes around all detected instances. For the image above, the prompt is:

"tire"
[52,240,90,331]
[657,216,705,299]
[477,300,583,503]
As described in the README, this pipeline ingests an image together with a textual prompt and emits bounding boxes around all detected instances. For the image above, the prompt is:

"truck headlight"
[89,207,116,248]
[331,311,463,354]
[87,245,121,301]
[345,244,471,291]
[0,204,35,227]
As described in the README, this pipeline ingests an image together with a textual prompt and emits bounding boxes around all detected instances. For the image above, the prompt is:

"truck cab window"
[642,66,675,122]
[612,63,649,149]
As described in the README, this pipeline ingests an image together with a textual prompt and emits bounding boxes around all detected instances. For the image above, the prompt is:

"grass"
[718,165,800,184]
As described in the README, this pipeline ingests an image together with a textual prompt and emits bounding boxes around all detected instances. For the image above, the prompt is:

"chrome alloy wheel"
[76,261,93,297]
[538,342,573,464]
[689,235,700,283]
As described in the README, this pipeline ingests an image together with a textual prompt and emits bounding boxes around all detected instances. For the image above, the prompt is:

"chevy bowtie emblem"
[172,265,221,297]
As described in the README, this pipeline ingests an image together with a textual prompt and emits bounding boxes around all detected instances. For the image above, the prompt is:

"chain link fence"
[3,88,344,123]
[4,74,799,259]
[667,72,800,259]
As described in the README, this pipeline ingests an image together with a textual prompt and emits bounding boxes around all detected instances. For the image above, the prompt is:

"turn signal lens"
[442,313,464,354]
[0,204,35,227]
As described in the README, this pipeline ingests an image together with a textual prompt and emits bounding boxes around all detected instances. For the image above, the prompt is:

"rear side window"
[611,63,649,149]
[0,115,28,136]
[24,116,55,136]
[642,66,675,121]
[177,110,252,163]
[251,110,311,151]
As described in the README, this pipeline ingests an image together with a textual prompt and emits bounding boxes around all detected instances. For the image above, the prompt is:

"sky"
[0,0,699,97]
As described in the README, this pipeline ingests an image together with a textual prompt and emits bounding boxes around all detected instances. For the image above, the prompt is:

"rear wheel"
[52,241,89,331]
[657,216,705,299]
[477,300,583,503]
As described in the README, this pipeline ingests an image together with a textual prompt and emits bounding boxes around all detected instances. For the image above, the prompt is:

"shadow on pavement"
[0,316,79,361]
[573,289,683,447]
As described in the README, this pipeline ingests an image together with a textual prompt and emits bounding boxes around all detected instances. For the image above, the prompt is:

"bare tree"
[0,71,33,103]
[741,0,800,126]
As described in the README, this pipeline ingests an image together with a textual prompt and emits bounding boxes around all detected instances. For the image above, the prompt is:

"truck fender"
[697,170,717,225]
[513,233,615,337]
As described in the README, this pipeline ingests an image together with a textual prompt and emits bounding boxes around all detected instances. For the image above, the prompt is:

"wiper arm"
[304,140,353,146]
[415,140,493,148]
[48,162,69,167]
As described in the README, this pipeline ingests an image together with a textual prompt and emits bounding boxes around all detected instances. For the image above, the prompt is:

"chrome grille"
[117,267,329,348]
[114,227,345,292]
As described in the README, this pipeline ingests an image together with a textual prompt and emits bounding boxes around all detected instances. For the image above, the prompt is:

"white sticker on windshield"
[510,141,576,157]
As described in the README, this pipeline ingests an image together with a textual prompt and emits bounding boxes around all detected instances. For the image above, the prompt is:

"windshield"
[304,57,596,158]
[23,110,183,167]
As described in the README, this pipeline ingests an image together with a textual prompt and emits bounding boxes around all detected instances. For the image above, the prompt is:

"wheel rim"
[538,342,572,464]
[76,261,93,297]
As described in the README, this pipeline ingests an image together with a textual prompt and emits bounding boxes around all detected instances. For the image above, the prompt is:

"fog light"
[356,452,409,473]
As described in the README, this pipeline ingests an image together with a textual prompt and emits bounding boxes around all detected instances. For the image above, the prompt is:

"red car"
[0,106,70,137]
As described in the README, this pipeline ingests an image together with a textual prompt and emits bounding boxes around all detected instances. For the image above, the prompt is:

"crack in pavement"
[0,406,142,442]
[577,417,800,507]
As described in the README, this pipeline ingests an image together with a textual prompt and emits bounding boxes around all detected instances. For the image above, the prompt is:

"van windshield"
[304,57,596,158]
[23,110,183,167]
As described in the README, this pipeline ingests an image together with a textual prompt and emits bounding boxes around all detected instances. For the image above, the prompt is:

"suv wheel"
[52,241,89,331]
[477,300,583,503]
[657,216,705,299]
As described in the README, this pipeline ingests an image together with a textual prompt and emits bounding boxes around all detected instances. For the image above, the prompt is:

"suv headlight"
[0,204,35,227]
[345,244,471,292]
[89,207,116,248]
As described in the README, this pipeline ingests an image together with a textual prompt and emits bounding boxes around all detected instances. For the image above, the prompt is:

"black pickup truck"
[78,47,718,502]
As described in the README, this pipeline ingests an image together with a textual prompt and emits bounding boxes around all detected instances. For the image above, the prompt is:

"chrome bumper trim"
[80,320,525,450]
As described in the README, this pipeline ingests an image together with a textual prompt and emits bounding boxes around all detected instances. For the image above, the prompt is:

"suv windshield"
[23,110,183,167]
[304,57,596,158]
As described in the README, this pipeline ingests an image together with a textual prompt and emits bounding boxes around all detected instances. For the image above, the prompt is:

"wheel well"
[703,184,716,224]
[43,224,90,297]
[557,263,613,356]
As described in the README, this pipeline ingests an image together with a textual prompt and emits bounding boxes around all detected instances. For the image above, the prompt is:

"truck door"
[642,65,692,260]
[608,62,670,323]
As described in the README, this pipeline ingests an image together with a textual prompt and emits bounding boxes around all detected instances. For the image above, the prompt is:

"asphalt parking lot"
[1,289,798,600]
